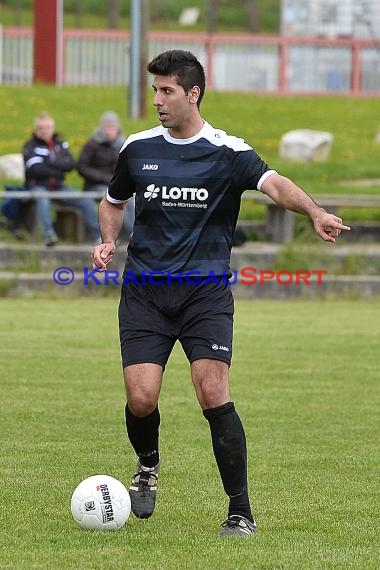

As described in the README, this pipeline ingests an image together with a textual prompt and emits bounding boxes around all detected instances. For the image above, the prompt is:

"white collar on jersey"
[162,121,210,145]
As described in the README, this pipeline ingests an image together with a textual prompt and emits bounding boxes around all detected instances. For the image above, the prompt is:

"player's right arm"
[91,198,124,270]
[92,143,135,270]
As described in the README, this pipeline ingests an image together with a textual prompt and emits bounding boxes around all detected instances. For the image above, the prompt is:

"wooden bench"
[241,192,380,242]
[0,189,104,242]
[21,202,89,242]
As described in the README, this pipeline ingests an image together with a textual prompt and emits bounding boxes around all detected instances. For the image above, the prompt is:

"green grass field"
[1,298,379,569]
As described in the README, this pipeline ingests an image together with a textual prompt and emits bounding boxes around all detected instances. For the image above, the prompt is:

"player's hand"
[312,212,351,243]
[91,241,117,271]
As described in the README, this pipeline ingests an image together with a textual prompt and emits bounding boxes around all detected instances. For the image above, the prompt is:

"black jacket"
[77,128,125,191]
[23,133,76,190]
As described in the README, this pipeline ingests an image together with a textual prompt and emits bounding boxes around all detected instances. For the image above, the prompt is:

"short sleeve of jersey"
[232,148,271,192]
[107,142,135,203]
[209,128,273,192]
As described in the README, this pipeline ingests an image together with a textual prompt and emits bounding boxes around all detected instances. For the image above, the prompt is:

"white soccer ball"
[70,474,131,530]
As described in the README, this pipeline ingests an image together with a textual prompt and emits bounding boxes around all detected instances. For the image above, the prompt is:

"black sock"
[203,401,253,521]
[125,404,160,468]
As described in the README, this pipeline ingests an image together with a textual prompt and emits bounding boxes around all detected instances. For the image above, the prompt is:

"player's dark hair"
[147,50,206,108]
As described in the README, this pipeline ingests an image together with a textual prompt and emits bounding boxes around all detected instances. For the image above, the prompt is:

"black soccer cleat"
[129,462,159,519]
[219,514,257,537]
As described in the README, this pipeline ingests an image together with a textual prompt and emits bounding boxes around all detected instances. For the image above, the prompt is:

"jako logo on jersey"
[142,164,159,170]
[144,184,208,202]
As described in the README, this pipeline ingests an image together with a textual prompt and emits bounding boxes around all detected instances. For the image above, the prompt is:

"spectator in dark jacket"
[23,112,100,246]
[77,111,135,241]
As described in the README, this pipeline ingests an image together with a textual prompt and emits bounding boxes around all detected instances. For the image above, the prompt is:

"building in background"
[282,0,380,39]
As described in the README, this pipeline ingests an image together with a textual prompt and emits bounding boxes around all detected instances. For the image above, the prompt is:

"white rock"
[0,153,25,180]
[178,7,200,26]
[279,129,334,162]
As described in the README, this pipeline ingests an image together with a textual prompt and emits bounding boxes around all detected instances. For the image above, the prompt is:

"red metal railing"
[2,27,380,95]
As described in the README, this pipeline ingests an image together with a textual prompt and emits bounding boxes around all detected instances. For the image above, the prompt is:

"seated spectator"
[77,111,135,241]
[23,112,100,246]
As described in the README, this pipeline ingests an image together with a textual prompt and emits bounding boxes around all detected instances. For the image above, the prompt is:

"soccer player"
[91,50,350,537]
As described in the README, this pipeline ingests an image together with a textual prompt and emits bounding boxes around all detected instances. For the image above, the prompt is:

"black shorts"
[118,280,234,368]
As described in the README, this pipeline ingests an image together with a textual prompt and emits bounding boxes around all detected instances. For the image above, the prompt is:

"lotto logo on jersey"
[144,184,208,202]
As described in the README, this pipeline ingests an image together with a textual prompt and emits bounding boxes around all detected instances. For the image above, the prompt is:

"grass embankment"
[1,86,380,225]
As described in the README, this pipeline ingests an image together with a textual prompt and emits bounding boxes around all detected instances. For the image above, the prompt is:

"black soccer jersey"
[107,121,275,277]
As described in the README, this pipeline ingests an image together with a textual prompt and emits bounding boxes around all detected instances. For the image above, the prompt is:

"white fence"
[281,0,380,40]
[1,27,380,95]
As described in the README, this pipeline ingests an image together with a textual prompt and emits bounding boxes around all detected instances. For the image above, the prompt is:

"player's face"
[152,75,200,137]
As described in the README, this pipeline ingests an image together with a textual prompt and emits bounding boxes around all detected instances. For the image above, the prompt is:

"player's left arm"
[260,172,351,243]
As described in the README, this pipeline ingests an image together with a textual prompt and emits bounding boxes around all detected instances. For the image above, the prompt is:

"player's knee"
[127,394,157,417]
[197,377,229,409]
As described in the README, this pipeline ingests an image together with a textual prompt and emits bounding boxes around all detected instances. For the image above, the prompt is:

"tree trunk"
[14,0,22,26]
[207,0,221,34]
[107,0,120,29]
[245,0,260,33]
[74,0,82,28]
